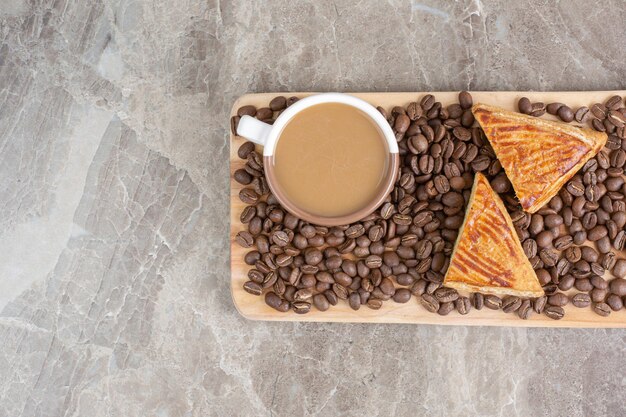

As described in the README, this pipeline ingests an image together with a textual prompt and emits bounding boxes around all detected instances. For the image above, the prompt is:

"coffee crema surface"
[272,103,389,217]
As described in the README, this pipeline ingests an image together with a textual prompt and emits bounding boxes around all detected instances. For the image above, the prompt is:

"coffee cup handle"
[236,115,273,146]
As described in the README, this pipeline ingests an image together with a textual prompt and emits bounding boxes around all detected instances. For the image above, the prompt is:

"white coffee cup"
[236,93,400,226]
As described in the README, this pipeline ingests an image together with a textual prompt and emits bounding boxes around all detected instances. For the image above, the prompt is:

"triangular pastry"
[473,103,607,213]
[443,173,544,298]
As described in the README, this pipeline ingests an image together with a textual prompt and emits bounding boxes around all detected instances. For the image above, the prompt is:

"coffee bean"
[557,105,574,122]
[530,102,546,117]
[243,280,263,296]
[554,235,573,250]
[523,239,538,258]
[234,168,254,185]
[590,287,607,303]
[606,293,623,311]
[420,293,440,312]
[548,292,568,307]
[533,296,547,313]
[239,188,259,204]
[518,299,532,320]
[564,247,582,263]
[606,95,622,110]
[237,105,256,117]
[454,296,470,315]
[518,97,532,114]
[613,231,626,250]
[392,288,411,303]
[292,301,311,314]
[536,231,553,248]
[490,174,511,193]
[264,292,283,310]
[547,102,564,115]
[484,295,502,310]
[237,141,256,160]
[434,287,459,303]
[235,231,254,248]
[308,294,328,312]
[593,302,611,317]
[502,296,522,313]
[544,305,564,320]
[597,236,612,254]
[610,278,626,296]
[574,106,590,123]
[540,248,559,267]
[471,293,484,310]
[592,118,606,132]
[458,91,473,109]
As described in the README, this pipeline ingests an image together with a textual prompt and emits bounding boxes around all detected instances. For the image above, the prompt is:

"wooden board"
[230,91,626,327]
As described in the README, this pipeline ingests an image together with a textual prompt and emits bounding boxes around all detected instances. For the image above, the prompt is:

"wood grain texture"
[230,91,626,328]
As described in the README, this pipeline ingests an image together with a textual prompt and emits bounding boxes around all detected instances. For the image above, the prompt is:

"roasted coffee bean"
[310,293,329,312]
[437,301,454,316]
[544,305,564,320]
[265,292,283,310]
[590,287,607,303]
[364,297,382,310]
[544,214,563,228]
[548,292,568,307]
[517,299,532,320]
[593,302,611,317]
[606,293,623,311]
[557,105,574,122]
[523,239,538,258]
[590,263,606,279]
[239,188,259,204]
[575,106,590,123]
[410,280,427,296]
[540,248,559,267]
[605,95,622,110]
[597,236,612,254]
[554,235,573,250]
[393,288,411,303]
[533,296,547,313]
[610,278,626,296]
[235,231,254,248]
[459,91,473,109]
[471,293,484,310]
[570,293,591,308]
[565,246,582,263]
[613,231,626,250]
[518,97,532,114]
[556,258,571,276]
[530,102,546,117]
[592,118,606,132]
[583,213,600,231]
[547,102,564,115]
[243,281,263,296]
[536,231,553,248]
[484,295,502,310]
[420,293,439,312]
[434,287,459,303]
[332,283,348,300]
[244,251,261,266]
[234,168,253,185]
[455,296,471,315]
[347,292,361,310]
[502,296,522,313]
[292,301,311,314]
[536,269,552,286]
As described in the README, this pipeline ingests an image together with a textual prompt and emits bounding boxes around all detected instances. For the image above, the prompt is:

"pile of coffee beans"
[232,92,626,320]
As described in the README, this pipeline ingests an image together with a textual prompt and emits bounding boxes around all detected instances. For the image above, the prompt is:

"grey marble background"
[1,0,625,416]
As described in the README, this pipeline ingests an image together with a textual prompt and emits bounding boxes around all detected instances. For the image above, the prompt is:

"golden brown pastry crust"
[443,173,544,298]
[472,103,608,213]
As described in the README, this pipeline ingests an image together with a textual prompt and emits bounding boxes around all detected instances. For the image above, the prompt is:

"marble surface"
[1,0,625,416]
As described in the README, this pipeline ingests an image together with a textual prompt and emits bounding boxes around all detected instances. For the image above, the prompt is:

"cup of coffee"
[236,93,399,226]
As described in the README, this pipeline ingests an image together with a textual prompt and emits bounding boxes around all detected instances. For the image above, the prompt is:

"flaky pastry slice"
[472,103,607,213]
[443,173,544,298]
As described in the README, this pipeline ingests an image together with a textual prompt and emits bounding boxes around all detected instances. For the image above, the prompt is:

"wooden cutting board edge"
[230,91,626,328]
